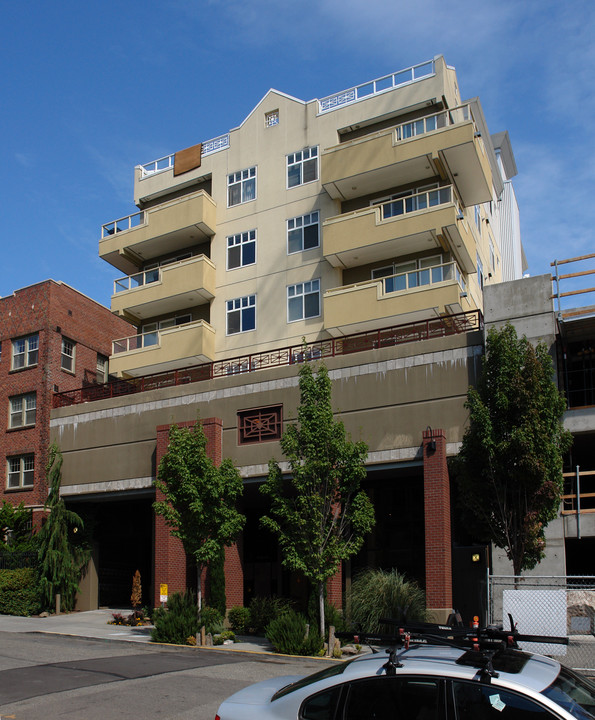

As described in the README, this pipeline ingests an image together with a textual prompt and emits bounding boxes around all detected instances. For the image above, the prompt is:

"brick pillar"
[153,418,225,607]
[326,565,342,609]
[423,428,452,622]
[224,543,243,608]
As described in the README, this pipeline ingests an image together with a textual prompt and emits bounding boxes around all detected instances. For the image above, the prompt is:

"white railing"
[394,104,474,141]
[379,261,465,296]
[113,255,207,294]
[139,133,230,178]
[319,60,435,113]
[114,268,160,294]
[378,185,460,221]
[101,211,144,239]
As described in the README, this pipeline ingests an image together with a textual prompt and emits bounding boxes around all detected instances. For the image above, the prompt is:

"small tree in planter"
[131,570,142,614]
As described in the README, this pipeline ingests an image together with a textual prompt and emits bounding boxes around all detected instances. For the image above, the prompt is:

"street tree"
[454,323,572,576]
[37,443,90,611]
[261,362,375,636]
[154,421,245,611]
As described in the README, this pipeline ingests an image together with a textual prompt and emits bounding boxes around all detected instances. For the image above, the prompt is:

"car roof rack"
[336,614,568,682]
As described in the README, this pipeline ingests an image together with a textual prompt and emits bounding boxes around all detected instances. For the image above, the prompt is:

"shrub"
[213,629,235,645]
[0,568,40,616]
[228,605,250,634]
[199,605,224,635]
[265,609,323,656]
[151,590,199,644]
[307,588,346,634]
[249,596,293,635]
[348,568,429,633]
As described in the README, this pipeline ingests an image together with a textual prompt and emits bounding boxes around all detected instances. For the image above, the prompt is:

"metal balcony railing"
[138,133,230,178]
[318,60,435,113]
[53,310,483,408]
[113,256,200,294]
[101,211,144,239]
[394,103,477,142]
[380,260,465,295]
[377,185,460,221]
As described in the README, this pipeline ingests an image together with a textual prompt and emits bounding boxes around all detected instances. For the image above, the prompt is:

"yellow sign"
[159,583,168,602]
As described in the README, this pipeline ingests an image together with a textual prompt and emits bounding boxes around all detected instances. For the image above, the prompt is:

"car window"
[344,676,442,720]
[453,681,559,720]
[542,666,595,720]
[301,687,341,720]
[274,659,356,701]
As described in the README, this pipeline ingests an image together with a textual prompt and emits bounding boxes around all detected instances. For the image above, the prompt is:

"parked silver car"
[215,623,595,720]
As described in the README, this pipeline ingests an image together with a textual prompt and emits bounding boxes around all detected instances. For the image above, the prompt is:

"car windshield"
[542,666,595,720]
[272,658,357,701]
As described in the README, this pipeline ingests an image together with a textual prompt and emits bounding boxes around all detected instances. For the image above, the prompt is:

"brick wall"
[153,418,239,608]
[422,428,453,612]
[0,281,132,522]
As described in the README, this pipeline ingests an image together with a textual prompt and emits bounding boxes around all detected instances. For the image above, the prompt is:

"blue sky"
[2,0,594,309]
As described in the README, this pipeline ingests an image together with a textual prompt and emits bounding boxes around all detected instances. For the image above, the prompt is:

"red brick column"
[153,418,224,607]
[326,565,342,609]
[224,543,243,608]
[423,428,452,620]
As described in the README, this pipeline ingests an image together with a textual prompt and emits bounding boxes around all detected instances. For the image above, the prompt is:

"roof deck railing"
[53,310,482,408]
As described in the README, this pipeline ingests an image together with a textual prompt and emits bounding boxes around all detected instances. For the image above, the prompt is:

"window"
[372,256,444,293]
[227,230,256,269]
[265,110,279,127]
[372,184,448,220]
[489,240,495,271]
[61,337,75,372]
[142,314,192,347]
[7,455,35,489]
[238,405,282,445]
[474,205,482,231]
[287,146,318,188]
[96,354,108,383]
[344,676,441,720]
[228,167,256,207]
[11,334,39,370]
[227,295,256,335]
[477,254,484,290]
[287,279,320,322]
[9,393,36,428]
[453,681,558,720]
[287,212,319,254]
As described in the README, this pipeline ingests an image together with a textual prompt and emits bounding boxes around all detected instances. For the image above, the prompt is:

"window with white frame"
[227,295,256,335]
[287,211,319,254]
[372,255,445,293]
[11,334,39,370]
[476,254,484,290]
[287,146,318,188]
[265,110,279,127]
[141,314,192,347]
[227,230,256,270]
[9,393,36,429]
[7,455,35,489]
[228,167,256,207]
[61,337,75,372]
[287,279,320,322]
[474,205,481,231]
[96,354,108,383]
[489,239,495,272]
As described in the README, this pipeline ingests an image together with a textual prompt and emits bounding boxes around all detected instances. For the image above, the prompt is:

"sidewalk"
[0,608,275,653]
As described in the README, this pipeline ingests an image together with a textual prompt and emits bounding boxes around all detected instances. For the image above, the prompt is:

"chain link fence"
[489,575,595,674]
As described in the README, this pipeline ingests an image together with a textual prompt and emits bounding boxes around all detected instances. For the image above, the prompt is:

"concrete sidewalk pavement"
[0,608,276,653]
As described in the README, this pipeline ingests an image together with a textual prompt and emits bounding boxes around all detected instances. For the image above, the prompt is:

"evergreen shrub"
[0,568,40,616]
[199,605,224,635]
[265,609,323,656]
[151,590,199,645]
[249,596,293,635]
[228,605,250,634]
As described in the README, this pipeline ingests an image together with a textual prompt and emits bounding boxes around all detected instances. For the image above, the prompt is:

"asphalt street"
[0,611,335,719]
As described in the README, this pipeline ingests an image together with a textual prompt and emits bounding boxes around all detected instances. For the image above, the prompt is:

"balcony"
[99,190,216,274]
[324,260,472,336]
[110,320,216,377]
[321,105,492,208]
[111,255,216,321]
[323,186,476,274]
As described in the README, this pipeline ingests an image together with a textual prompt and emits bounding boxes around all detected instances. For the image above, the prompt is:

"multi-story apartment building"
[50,56,524,617]
[0,280,133,527]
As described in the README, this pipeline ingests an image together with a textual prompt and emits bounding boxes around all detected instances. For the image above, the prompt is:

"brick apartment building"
[1,281,132,525]
[49,56,525,619]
